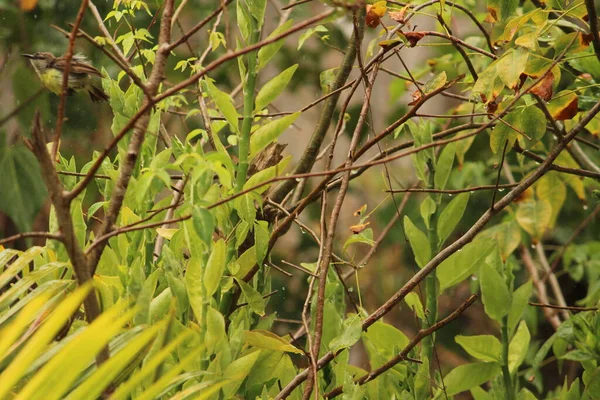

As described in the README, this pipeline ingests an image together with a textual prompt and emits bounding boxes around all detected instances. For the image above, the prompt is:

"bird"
[22,52,109,103]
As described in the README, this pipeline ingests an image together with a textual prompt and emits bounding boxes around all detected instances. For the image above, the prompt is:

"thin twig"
[529,302,598,312]
[387,183,518,195]
[0,232,63,246]
[52,0,89,161]
[584,0,600,64]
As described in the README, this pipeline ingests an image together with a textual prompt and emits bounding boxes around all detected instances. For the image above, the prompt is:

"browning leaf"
[550,95,578,121]
[485,6,499,23]
[529,71,554,101]
[408,89,422,105]
[366,1,387,28]
[389,5,410,23]
[353,204,367,217]
[486,101,499,116]
[349,222,370,234]
[402,31,426,47]
[514,187,534,203]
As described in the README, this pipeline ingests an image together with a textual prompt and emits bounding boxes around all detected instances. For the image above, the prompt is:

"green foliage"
[1,0,599,398]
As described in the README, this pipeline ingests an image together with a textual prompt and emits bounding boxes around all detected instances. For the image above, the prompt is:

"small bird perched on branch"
[22,52,109,103]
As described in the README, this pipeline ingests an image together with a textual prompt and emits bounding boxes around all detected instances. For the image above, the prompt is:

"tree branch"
[324,294,478,398]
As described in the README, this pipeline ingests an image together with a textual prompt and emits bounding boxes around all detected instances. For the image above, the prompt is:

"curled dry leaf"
[349,222,370,235]
[401,31,426,47]
[389,5,410,23]
[366,1,387,28]
[353,204,367,217]
[529,71,554,101]
[408,89,422,106]
[486,101,499,116]
[485,7,499,23]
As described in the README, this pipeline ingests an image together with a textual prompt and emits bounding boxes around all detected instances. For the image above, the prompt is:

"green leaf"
[17,302,132,400]
[247,0,266,28]
[244,156,291,195]
[497,48,529,89]
[192,206,214,246]
[362,320,410,361]
[255,64,298,111]
[235,194,256,223]
[420,196,436,229]
[423,71,447,94]
[134,269,161,325]
[244,330,303,354]
[415,356,430,400]
[205,80,239,133]
[437,192,469,246]
[444,362,501,396]
[535,172,566,229]
[205,306,226,353]
[455,335,503,363]
[479,262,511,322]
[65,324,161,400]
[403,216,431,268]
[249,113,300,158]
[508,320,530,373]
[343,228,375,250]
[235,278,265,316]
[585,368,600,398]
[236,1,251,41]
[0,143,47,232]
[405,292,425,320]
[434,143,455,190]
[491,106,546,153]
[471,386,494,400]
[254,220,269,266]
[204,239,227,297]
[479,220,521,261]
[258,20,294,70]
[110,331,196,400]
[472,59,503,103]
[222,350,262,397]
[233,246,256,279]
[297,25,328,49]
[516,200,552,240]
[488,0,518,21]
[329,315,362,352]
[186,257,204,323]
[508,280,532,333]
[438,239,496,291]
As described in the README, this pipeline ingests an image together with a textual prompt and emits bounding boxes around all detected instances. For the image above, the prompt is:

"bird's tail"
[89,85,109,103]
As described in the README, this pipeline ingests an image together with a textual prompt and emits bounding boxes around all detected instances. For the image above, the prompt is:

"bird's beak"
[21,54,34,59]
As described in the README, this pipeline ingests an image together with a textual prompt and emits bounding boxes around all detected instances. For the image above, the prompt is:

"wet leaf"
[516,200,552,241]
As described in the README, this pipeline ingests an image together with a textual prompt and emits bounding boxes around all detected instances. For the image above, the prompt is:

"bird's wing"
[50,57,103,77]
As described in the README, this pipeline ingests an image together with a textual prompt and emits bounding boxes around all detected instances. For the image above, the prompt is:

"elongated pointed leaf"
[0,284,92,399]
